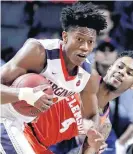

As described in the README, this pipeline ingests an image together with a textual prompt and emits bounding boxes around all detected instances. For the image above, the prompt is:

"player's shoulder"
[80,59,92,74]
[36,38,62,50]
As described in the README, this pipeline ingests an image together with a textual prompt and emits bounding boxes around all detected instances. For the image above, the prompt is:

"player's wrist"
[83,119,94,134]
[18,88,44,106]
[82,140,91,153]
[83,144,95,154]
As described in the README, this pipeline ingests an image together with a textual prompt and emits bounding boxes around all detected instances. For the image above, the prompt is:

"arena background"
[1,1,133,64]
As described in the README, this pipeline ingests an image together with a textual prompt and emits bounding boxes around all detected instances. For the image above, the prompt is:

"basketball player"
[23,51,133,154]
[78,51,133,154]
[0,2,107,154]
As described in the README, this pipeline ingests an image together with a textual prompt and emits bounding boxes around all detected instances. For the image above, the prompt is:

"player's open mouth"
[113,75,122,82]
[77,53,87,58]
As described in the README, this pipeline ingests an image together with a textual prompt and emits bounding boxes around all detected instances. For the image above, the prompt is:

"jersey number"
[60,118,76,133]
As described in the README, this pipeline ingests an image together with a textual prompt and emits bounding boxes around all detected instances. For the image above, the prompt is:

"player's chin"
[111,84,120,90]
[72,58,85,66]
[74,61,83,66]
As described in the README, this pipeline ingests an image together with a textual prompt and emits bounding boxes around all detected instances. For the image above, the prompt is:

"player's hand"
[19,84,53,112]
[86,128,106,153]
[98,143,107,154]
[33,84,53,112]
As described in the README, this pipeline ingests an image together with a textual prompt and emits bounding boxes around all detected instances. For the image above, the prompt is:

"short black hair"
[96,41,116,52]
[118,51,133,59]
[60,2,107,33]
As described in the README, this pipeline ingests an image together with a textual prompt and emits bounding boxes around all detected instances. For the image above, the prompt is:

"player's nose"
[80,42,91,53]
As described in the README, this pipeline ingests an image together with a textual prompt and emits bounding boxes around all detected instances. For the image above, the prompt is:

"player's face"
[62,27,96,66]
[95,49,118,77]
[104,57,133,92]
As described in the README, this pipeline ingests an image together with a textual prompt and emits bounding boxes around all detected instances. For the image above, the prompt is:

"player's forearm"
[118,124,133,145]
[83,148,95,154]
[80,118,111,154]
[1,84,20,104]
[79,137,95,154]
[86,95,100,129]
[91,113,99,129]
[83,144,95,154]
[99,118,112,140]
[80,93,100,131]
[83,116,99,135]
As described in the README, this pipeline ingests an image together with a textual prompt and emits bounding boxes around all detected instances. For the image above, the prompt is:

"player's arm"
[80,69,100,130]
[79,109,111,154]
[79,128,108,154]
[78,130,107,154]
[117,123,133,145]
[78,120,110,154]
[99,117,112,141]
[79,69,107,154]
[1,39,47,104]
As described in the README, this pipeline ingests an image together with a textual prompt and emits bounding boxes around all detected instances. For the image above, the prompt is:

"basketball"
[11,73,53,117]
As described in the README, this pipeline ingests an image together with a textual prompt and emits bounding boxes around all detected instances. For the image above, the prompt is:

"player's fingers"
[95,138,104,142]
[99,143,108,150]
[34,100,51,111]
[97,143,107,154]
[41,99,53,105]
[40,104,51,111]
[34,84,51,92]
[44,93,53,100]
[39,84,51,91]
[87,128,97,136]
[40,95,53,104]
[95,131,104,138]
[98,147,106,154]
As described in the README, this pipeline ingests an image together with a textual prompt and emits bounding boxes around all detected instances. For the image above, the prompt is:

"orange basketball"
[11,73,53,117]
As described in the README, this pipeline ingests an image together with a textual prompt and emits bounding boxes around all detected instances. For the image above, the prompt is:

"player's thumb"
[34,84,51,92]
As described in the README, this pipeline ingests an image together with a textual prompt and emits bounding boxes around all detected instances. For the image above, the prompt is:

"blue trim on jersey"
[0,123,17,154]
[102,103,110,116]
[81,61,91,74]
[45,48,60,60]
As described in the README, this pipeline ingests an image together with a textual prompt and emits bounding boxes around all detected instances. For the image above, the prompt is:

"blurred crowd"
[1,1,133,154]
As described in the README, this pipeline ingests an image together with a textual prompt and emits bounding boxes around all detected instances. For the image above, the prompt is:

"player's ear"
[62,31,68,44]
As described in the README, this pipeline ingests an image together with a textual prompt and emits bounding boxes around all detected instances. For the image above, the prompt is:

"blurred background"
[1,0,133,64]
[1,1,133,154]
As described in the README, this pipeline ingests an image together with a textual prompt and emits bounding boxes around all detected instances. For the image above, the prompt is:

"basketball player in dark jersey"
[79,51,133,154]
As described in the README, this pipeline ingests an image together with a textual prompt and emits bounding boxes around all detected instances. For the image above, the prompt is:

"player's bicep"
[1,39,46,85]
[83,69,100,93]
[13,38,46,72]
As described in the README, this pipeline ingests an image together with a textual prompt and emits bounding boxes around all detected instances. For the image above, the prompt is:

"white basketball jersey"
[37,39,92,102]
[1,39,92,124]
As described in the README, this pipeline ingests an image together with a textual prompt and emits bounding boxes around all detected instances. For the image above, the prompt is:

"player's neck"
[98,82,117,109]
[62,50,78,76]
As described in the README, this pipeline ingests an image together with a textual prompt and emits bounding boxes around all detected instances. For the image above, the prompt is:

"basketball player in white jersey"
[0,2,107,154]
[24,51,133,154]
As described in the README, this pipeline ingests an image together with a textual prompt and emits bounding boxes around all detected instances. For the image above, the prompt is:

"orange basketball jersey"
[24,94,83,154]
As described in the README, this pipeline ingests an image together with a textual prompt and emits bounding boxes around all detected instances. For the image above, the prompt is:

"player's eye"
[127,71,133,76]
[88,40,94,44]
[77,37,83,42]
[118,65,124,69]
